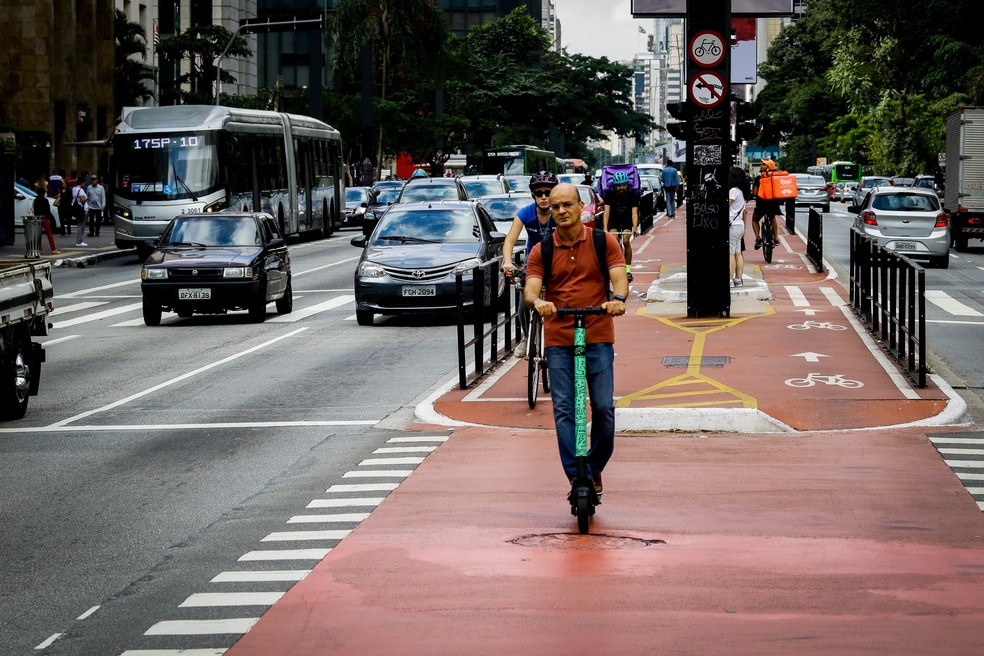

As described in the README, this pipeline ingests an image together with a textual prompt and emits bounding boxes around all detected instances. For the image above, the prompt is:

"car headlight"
[142,267,167,280]
[223,267,248,278]
[453,258,483,274]
[203,198,227,213]
[358,261,386,278]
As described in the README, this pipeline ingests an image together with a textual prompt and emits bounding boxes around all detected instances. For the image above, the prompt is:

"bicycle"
[610,227,635,282]
[506,267,550,409]
[760,209,776,264]
[555,306,607,534]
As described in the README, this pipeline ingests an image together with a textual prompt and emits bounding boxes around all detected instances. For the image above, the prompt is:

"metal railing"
[784,199,796,233]
[806,208,824,273]
[849,227,926,387]
[455,260,522,389]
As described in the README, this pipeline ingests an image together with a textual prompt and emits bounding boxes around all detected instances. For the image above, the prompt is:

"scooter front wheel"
[576,495,591,533]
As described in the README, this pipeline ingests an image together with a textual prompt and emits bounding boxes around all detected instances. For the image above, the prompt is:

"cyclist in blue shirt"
[502,170,558,357]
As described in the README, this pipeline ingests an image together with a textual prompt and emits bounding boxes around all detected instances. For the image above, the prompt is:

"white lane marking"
[0,420,378,434]
[784,285,809,306]
[925,290,983,316]
[292,257,361,278]
[59,279,140,298]
[261,530,351,542]
[51,302,143,328]
[327,483,398,492]
[47,328,309,428]
[342,470,413,478]
[387,435,449,442]
[112,317,149,327]
[34,634,62,650]
[944,460,984,468]
[359,457,424,465]
[77,605,100,620]
[48,301,108,316]
[210,570,310,583]
[238,549,331,561]
[144,618,259,635]
[179,592,284,607]
[287,513,371,523]
[267,294,354,322]
[937,448,984,456]
[306,497,384,508]
[120,650,227,656]
[372,446,436,454]
[930,437,984,445]
[956,473,984,480]
[828,300,919,400]
[39,334,80,346]
[966,487,984,494]
[819,286,846,306]
[926,319,984,326]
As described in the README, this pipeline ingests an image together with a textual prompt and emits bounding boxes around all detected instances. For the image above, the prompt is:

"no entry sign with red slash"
[689,71,726,108]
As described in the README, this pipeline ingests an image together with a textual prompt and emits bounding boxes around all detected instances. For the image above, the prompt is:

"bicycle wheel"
[539,318,550,393]
[527,313,542,408]
[762,217,775,263]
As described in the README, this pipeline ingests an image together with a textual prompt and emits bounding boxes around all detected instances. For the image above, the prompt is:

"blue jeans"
[665,187,677,217]
[545,343,616,480]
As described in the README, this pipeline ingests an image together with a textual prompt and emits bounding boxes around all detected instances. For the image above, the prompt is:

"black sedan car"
[343,186,375,227]
[140,212,292,326]
[350,200,506,325]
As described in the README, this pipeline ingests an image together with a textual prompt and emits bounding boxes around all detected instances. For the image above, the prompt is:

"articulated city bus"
[481,145,558,176]
[113,105,345,255]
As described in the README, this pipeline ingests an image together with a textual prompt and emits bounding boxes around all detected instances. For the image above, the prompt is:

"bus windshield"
[116,131,221,200]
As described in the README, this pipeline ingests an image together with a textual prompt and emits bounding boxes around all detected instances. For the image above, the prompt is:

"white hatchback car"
[849,186,950,268]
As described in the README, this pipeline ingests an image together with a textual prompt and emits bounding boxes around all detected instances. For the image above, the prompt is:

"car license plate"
[178,288,211,300]
[402,285,436,297]
[893,242,917,251]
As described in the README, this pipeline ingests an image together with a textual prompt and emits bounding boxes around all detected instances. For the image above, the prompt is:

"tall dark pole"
[684,0,732,317]
[308,25,324,121]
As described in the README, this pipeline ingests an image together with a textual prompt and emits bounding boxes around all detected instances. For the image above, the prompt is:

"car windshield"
[164,216,260,247]
[461,180,504,197]
[480,197,527,220]
[373,187,401,205]
[399,184,460,203]
[798,175,825,186]
[345,188,368,203]
[872,193,939,212]
[372,208,479,244]
[115,131,220,200]
[864,178,892,188]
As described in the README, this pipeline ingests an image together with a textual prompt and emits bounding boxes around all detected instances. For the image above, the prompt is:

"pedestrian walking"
[85,174,106,238]
[661,160,680,218]
[31,179,61,255]
[523,182,629,497]
[57,181,74,235]
[73,179,89,247]
[728,167,751,287]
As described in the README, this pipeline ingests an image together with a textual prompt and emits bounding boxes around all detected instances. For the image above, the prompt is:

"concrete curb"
[52,248,134,268]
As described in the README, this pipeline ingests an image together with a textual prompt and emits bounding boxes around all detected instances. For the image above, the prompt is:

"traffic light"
[666,101,689,140]
[734,100,760,142]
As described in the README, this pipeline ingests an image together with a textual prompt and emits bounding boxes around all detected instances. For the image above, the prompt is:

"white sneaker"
[513,338,528,359]
[75,242,88,247]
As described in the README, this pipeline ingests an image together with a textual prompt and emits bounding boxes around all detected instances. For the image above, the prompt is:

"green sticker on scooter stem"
[574,326,587,456]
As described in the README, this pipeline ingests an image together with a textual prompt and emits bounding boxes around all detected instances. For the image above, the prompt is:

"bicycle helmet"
[529,170,558,189]
[411,168,428,178]
[612,170,631,185]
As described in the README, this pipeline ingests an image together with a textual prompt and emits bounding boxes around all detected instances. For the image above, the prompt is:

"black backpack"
[539,228,612,301]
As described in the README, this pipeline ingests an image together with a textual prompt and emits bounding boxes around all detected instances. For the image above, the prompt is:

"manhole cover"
[510,533,665,550]
[662,356,731,369]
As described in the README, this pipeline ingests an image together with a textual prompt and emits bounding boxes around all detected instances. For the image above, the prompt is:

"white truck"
[0,259,53,420]
[944,106,984,251]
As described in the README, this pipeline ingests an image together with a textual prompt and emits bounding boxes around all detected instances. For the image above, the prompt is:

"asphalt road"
[0,229,462,655]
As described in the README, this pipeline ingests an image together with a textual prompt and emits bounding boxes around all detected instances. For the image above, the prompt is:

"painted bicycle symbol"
[694,38,722,58]
[787,321,846,330]
[785,373,864,388]
[764,264,800,269]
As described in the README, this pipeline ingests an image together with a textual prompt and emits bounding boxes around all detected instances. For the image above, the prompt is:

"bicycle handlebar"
[555,306,607,316]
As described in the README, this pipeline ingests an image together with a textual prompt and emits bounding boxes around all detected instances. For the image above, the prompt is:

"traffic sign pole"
[684,0,732,318]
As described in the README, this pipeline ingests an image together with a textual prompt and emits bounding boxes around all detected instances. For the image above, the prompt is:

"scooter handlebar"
[555,306,607,316]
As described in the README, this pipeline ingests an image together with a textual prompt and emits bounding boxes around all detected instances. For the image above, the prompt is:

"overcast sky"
[557,0,653,62]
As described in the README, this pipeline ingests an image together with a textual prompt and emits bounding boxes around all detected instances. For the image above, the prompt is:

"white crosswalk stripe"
[930,432,984,513]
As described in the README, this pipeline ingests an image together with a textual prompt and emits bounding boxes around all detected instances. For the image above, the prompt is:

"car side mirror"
[351,234,368,248]
[268,237,285,248]
[362,216,378,236]
[847,205,858,213]
[489,231,506,243]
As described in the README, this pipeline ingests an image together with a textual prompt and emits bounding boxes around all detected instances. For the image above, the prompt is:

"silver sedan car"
[849,186,950,268]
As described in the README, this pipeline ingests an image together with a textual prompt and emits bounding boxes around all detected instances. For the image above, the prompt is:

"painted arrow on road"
[795,308,821,316]
[791,352,831,363]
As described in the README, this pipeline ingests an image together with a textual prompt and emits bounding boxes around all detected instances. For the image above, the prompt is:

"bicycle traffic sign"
[689,30,725,68]
[689,71,727,108]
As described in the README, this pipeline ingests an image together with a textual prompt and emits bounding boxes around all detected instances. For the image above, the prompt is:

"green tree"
[114,10,155,117]
[326,0,450,174]
[157,25,251,106]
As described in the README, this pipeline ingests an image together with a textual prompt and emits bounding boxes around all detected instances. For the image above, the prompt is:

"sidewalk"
[1,221,134,267]
[224,210,984,655]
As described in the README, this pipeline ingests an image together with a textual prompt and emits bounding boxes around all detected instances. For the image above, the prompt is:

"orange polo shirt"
[525,225,625,348]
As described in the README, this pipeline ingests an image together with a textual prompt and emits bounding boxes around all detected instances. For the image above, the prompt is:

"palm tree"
[114,10,156,118]
[326,0,449,177]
